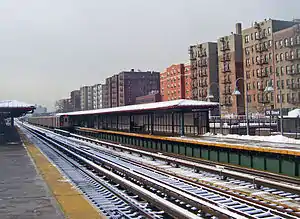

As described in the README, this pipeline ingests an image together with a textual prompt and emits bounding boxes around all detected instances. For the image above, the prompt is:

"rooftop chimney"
[236,23,242,35]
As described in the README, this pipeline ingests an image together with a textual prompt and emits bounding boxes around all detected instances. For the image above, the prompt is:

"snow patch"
[202,133,300,144]
[287,109,300,118]
[57,99,218,116]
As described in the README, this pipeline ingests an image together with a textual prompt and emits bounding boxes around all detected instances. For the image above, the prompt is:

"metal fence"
[209,116,279,136]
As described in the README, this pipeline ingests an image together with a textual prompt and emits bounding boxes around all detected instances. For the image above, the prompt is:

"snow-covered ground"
[202,132,300,144]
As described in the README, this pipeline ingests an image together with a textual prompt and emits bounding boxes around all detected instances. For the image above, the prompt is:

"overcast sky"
[0,0,299,110]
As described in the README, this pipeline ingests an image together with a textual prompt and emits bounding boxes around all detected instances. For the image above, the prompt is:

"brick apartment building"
[189,42,219,103]
[136,91,161,104]
[243,19,299,113]
[184,63,192,99]
[160,63,192,101]
[103,69,160,108]
[273,23,300,110]
[218,23,245,115]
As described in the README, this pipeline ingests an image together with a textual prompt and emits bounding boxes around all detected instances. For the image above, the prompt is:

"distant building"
[80,86,93,110]
[189,42,219,102]
[103,69,160,108]
[92,84,103,109]
[160,63,192,101]
[136,91,161,104]
[70,90,81,112]
[217,23,244,115]
[242,18,299,113]
[184,64,192,99]
[55,98,71,113]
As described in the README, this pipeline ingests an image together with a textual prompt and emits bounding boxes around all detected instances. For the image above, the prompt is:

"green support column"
[147,114,150,134]
[150,113,154,135]
[206,111,210,133]
[116,115,119,131]
[180,111,185,136]
[171,112,174,136]
[129,114,133,132]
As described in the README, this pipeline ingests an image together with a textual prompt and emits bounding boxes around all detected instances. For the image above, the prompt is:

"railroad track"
[72,128,300,192]
[20,125,166,219]
[22,123,300,218]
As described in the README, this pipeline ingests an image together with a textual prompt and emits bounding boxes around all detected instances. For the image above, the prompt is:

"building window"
[281,66,284,75]
[285,52,289,60]
[275,41,279,49]
[276,67,280,76]
[269,53,272,60]
[255,32,259,39]
[268,27,271,35]
[291,65,296,74]
[281,80,284,89]
[291,37,294,46]
[245,35,250,43]
[280,53,284,61]
[269,40,272,47]
[297,49,300,58]
[251,33,253,40]
[284,38,289,47]
[291,50,295,59]
[286,66,291,75]
[279,40,283,47]
[297,64,300,73]
[276,54,279,62]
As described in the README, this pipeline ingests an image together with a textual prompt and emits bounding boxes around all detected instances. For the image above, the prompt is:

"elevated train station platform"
[33,99,300,177]
[76,127,300,177]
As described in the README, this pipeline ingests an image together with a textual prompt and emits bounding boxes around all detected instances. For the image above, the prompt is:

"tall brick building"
[273,24,300,110]
[218,23,245,115]
[103,69,160,108]
[160,64,192,101]
[242,19,298,113]
[189,42,219,102]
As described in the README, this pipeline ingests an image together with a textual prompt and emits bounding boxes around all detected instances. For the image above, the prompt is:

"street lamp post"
[264,80,283,135]
[232,78,249,135]
[206,82,223,135]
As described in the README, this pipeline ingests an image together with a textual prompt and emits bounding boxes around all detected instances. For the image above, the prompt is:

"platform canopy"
[0,100,36,118]
[57,99,219,116]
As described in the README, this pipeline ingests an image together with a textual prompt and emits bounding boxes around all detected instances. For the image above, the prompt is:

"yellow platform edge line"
[80,127,300,157]
[18,129,106,219]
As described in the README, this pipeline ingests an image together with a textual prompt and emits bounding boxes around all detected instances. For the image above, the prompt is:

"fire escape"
[254,22,270,106]
[220,37,232,106]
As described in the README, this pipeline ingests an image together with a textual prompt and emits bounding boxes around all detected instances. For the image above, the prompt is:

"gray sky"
[0,0,299,110]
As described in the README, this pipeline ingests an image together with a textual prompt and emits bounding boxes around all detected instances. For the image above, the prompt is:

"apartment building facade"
[103,69,160,107]
[184,64,192,99]
[242,19,298,113]
[70,90,81,112]
[189,42,219,102]
[273,23,300,110]
[80,86,93,111]
[160,64,185,101]
[92,84,103,109]
[218,23,245,115]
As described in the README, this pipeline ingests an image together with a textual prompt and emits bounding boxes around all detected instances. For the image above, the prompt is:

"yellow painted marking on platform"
[80,127,300,157]
[19,132,105,219]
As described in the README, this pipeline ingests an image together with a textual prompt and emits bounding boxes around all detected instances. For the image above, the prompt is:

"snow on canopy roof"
[57,99,219,116]
[0,100,35,108]
[287,108,300,118]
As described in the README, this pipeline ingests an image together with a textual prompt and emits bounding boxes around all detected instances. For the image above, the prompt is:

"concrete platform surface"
[0,128,64,219]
